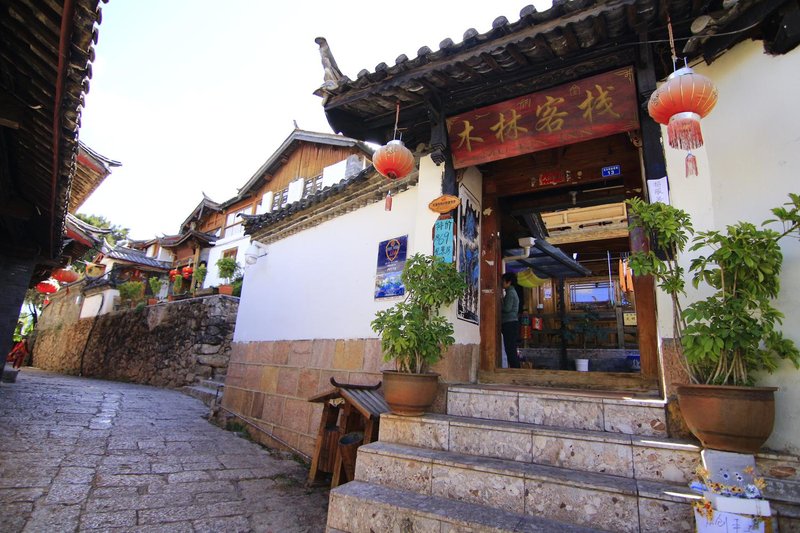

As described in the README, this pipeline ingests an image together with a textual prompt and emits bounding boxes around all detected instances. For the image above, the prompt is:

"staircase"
[327,384,800,532]
[182,378,225,408]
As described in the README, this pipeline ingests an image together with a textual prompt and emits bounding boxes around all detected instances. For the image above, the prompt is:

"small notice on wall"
[648,177,670,205]
[375,235,408,299]
[433,218,454,263]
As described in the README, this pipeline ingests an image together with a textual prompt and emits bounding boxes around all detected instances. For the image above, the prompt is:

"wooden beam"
[0,92,24,129]
[0,198,36,219]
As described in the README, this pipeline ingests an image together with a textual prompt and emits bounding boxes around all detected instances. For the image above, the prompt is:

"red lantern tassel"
[668,112,704,150]
[685,152,698,177]
[384,190,392,211]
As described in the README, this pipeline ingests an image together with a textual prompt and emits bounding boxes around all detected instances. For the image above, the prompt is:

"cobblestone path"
[0,369,329,532]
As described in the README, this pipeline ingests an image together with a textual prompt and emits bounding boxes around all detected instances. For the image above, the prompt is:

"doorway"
[478,133,659,392]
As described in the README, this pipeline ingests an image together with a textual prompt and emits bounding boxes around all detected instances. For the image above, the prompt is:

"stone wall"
[32,295,238,388]
[221,339,479,459]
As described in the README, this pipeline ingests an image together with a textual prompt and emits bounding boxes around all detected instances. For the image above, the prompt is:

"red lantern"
[648,67,718,177]
[169,269,179,282]
[373,140,415,180]
[52,268,80,284]
[182,266,193,280]
[35,281,58,294]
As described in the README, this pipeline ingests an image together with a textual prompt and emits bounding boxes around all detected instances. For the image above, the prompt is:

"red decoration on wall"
[648,67,718,177]
[373,140,415,180]
[447,67,639,169]
[36,281,58,294]
[52,268,79,284]
[182,266,193,280]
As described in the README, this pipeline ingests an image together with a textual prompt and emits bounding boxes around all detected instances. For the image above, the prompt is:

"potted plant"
[118,280,145,308]
[191,264,208,295]
[171,275,186,300]
[627,194,799,453]
[216,257,241,296]
[147,276,163,305]
[370,253,467,416]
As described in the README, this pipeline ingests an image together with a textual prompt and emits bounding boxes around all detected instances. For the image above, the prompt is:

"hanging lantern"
[373,140,415,180]
[648,67,718,177]
[182,266,193,280]
[35,281,58,294]
[169,269,179,282]
[52,268,80,284]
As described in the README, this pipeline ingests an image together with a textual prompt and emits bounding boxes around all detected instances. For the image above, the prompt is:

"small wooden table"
[307,378,389,488]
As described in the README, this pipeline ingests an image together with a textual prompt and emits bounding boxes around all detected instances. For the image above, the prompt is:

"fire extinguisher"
[519,312,532,340]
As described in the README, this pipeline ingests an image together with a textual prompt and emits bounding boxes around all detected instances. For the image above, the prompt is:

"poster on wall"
[457,185,480,324]
[433,217,455,263]
[375,235,408,299]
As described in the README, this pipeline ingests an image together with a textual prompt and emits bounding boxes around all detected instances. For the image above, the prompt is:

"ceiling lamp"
[374,103,415,181]
[52,268,80,284]
[35,281,58,294]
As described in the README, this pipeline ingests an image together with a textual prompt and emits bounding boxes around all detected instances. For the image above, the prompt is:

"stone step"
[380,412,701,484]
[182,383,223,407]
[447,384,668,438]
[199,378,225,390]
[355,441,697,533]
[327,480,606,533]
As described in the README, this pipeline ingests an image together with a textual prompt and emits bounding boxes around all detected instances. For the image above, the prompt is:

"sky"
[78,1,553,239]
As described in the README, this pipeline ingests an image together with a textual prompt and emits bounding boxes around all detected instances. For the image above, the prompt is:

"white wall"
[80,289,118,318]
[205,235,250,287]
[234,154,481,345]
[662,41,800,453]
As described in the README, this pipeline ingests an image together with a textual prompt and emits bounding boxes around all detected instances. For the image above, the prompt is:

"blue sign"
[375,235,408,299]
[433,218,454,263]
[601,165,621,178]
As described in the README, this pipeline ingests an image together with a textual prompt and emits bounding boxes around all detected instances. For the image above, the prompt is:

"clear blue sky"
[78,1,552,239]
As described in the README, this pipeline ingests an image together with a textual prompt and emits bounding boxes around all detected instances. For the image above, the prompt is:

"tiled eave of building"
[318,0,792,146]
[243,165,418,245]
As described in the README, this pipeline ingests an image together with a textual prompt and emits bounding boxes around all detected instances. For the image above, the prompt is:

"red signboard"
[446,67,639,169]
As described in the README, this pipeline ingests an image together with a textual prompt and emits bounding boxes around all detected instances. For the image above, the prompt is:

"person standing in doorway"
[501,272,521,368]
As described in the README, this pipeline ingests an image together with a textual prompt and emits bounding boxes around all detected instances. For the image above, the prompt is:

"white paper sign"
[694,509,765,533]
[648,177,670,205]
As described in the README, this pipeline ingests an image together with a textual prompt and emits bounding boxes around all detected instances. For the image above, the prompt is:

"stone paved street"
[0,369,329,532]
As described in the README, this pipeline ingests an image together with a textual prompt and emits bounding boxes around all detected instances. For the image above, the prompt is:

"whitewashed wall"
[660,41,800,453]
[205,234,250,287]
[235,155,481,345]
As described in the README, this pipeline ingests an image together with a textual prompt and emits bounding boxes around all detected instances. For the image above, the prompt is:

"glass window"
[568,280,614,311]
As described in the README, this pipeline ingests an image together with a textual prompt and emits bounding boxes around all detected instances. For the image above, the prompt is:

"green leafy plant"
[627,194,800,385]
[371,253,467,374]
[118,280,145,304]
[564,306,604,350]
[216,257,241,285]
[172,275,184,295]
[192,264,207,294]
[148,276,163,298]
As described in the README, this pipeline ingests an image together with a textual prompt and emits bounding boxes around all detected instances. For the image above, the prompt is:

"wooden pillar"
[479,194,500,372]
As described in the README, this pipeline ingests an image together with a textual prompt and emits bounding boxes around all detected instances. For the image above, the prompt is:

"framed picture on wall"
[457,185,480,324]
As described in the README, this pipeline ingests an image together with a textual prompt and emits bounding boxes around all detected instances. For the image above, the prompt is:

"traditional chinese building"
[0,1,106,378]
[222,0,799,530]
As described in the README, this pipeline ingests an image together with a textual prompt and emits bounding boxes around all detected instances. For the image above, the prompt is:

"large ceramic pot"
[676,384,777,454]
[382,370,439,416]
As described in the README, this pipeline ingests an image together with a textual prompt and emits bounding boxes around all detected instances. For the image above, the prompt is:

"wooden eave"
[319,0,787,146]
[0,0,103,259]
[69,142,120,212]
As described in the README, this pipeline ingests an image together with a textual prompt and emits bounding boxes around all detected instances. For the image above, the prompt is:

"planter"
[575,358,589,372]
[677,384,777,454]
[147,298,158,306]
[218,284,234,296]
[382,370,439,416]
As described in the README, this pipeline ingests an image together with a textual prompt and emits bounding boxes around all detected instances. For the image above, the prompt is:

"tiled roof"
[106,245,171,270]
[317,0,790,146]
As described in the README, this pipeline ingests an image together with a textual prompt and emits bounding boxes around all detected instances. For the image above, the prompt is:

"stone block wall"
[221,339,479,459]
[32,295,238,388]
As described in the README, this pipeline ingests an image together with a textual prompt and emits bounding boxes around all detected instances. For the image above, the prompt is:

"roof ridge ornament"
[314,37,351,103]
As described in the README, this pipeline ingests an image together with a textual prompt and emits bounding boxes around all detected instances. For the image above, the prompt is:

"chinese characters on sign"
[374,235,408,299]
[446,67,639,169]
[433,218,454,263]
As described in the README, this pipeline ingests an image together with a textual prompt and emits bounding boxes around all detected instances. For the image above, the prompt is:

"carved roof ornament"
[314,37,350,103]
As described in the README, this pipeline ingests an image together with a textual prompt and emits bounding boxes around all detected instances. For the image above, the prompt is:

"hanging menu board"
[433,217,454,263]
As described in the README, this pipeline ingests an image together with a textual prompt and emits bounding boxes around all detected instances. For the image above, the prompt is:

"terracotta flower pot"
[677,383,777,454]
[218,284,234,296]
[382,370,439,416]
